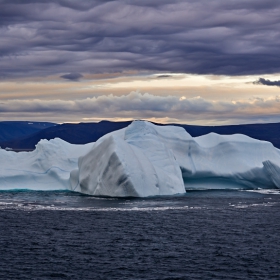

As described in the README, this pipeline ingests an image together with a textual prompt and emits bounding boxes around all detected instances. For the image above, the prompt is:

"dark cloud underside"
[1,0,280,78]
[157,75,172,79]
[254,78,280,87]
[60,73,83,81]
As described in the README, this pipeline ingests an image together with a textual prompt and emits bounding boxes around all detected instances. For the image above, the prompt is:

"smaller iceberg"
[0,138,92,190]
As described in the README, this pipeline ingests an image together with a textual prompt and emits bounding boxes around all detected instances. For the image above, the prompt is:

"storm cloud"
[1,0,280,79]
[254,78,280,87]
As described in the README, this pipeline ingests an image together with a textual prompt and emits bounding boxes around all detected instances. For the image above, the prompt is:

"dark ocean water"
[0,189,280,280]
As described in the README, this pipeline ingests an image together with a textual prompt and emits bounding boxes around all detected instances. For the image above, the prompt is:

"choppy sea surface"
[0,189,280,280]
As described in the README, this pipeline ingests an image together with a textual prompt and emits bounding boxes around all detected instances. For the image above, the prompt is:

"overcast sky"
[1,0,280,124]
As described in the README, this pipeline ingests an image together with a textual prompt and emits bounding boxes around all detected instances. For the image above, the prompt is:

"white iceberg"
[70,121,280,196]
[1,121,280,196]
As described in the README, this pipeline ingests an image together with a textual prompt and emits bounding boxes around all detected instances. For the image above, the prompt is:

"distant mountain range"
[0,121,131,150]
[1,120,280,150]
[0,122,56,143]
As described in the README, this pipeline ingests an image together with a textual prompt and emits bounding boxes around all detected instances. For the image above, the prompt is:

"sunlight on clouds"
[1,72,280,124]
[1,72,280,101]
[1,91,280,125]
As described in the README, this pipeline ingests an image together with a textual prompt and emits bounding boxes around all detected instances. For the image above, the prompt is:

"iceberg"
[70,121,280,196]
[1,120,280,197]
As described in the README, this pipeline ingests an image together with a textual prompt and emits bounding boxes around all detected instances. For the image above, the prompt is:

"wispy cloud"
[156,75,173,79]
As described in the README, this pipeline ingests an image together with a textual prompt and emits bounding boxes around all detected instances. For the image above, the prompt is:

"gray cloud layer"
[1,92,280,124]
[1,0,280,79]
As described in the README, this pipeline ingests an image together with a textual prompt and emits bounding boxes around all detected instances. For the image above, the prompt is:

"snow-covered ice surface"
[1,121,280,197]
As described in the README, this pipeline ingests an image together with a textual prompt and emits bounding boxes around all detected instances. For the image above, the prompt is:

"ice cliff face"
[1,121,280,196]
[69,122,186,197]
[70,121,280,196]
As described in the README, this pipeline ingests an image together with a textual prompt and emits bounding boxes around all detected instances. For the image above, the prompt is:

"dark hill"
[0,121,131,150]
[1,120,280,150]
[0,121,56,143]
